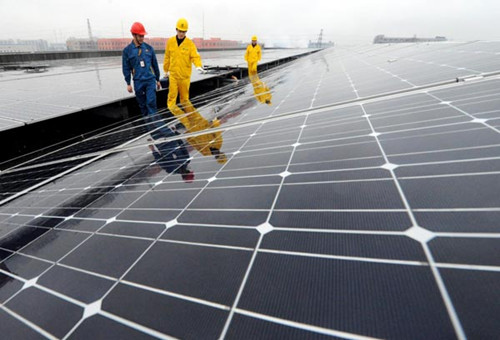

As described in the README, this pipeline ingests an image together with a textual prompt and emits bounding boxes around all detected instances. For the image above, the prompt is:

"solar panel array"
[0,41,499,339]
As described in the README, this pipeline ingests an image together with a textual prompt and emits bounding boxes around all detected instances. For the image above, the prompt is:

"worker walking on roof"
[163,18,207,131]
[162,18,224,164]
[123,22,167,139]
[245,36,261,77]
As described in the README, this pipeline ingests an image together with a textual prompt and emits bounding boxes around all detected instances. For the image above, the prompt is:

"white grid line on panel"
[436,263,500,273]
[434,232,500,238]
[340,58,360,99]
[0,304,57,340]
[258,248,426,267]
[235,308,381,340]
[399,170,500,180]
[421,243,467,340]
[96,310,176,340]
[121,280,229,311]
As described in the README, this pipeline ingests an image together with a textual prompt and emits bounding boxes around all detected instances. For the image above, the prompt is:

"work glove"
[196,66,207,74]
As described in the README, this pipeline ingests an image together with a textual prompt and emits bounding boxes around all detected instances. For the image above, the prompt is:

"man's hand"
[126,85,133,93]
[156,81,161,90]
[196,66,207,74]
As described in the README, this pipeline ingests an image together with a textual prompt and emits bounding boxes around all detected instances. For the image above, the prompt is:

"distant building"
[49,43,68,51]
[146,38,168,51]
[192,37,240,49]
[66,38,98,51]
[373,35,447,44]
[96,37,242,51]
[0,39,50,53]
[97,38,166,51]
[98,38,131,51]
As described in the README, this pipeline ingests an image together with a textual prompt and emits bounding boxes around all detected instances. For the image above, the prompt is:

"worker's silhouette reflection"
[148,135,194,183]
[249,74,272,105]
[141,109,195,182]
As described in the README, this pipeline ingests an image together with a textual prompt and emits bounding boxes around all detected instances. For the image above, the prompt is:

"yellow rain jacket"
[163,36,202,80]
[245,44,262,63]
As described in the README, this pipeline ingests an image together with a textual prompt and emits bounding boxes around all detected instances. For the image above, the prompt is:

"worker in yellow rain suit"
[185,117,227,164]
[250,74,272,105]
[163,18,226,164]
[163,18,207,131]
[245,35,261,77]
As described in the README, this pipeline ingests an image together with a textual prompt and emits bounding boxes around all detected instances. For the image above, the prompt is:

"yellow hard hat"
[251,35,257,41]
[176,18,188,31]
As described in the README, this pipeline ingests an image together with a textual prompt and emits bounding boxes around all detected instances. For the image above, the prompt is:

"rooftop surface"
[0,48,312,131]
[0,41,499,339]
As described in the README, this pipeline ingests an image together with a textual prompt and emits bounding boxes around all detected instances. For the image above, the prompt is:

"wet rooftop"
[0,48,313,131]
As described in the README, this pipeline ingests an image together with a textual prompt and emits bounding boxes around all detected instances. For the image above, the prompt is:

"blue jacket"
[151,140,190,174]
[122,41,160,85]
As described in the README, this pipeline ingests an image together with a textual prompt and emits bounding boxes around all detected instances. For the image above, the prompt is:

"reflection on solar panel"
[0,49,311,131]
[1,41,500,339]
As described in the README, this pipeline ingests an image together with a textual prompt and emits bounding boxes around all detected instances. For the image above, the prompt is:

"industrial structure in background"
[66,18,99,51]
[373,34,447,44]
[308,29,334,49]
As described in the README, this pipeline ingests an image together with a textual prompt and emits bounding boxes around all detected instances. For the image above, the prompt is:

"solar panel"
[1,41,500,339]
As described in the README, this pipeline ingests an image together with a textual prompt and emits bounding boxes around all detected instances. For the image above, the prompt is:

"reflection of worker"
[122,22,161,126]
[186,117,227,164]
[245,35,261,77]
[148,137,194,183]
[163,18,207,131]
[250,74,272,105]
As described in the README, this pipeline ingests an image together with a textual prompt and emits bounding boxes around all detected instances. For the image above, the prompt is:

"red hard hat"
[130,22,147,35]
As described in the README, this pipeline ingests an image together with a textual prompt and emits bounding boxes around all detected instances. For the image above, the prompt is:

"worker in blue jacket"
[123,22,167,139]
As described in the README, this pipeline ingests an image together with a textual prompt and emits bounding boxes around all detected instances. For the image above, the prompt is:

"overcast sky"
[2,0,500,47]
